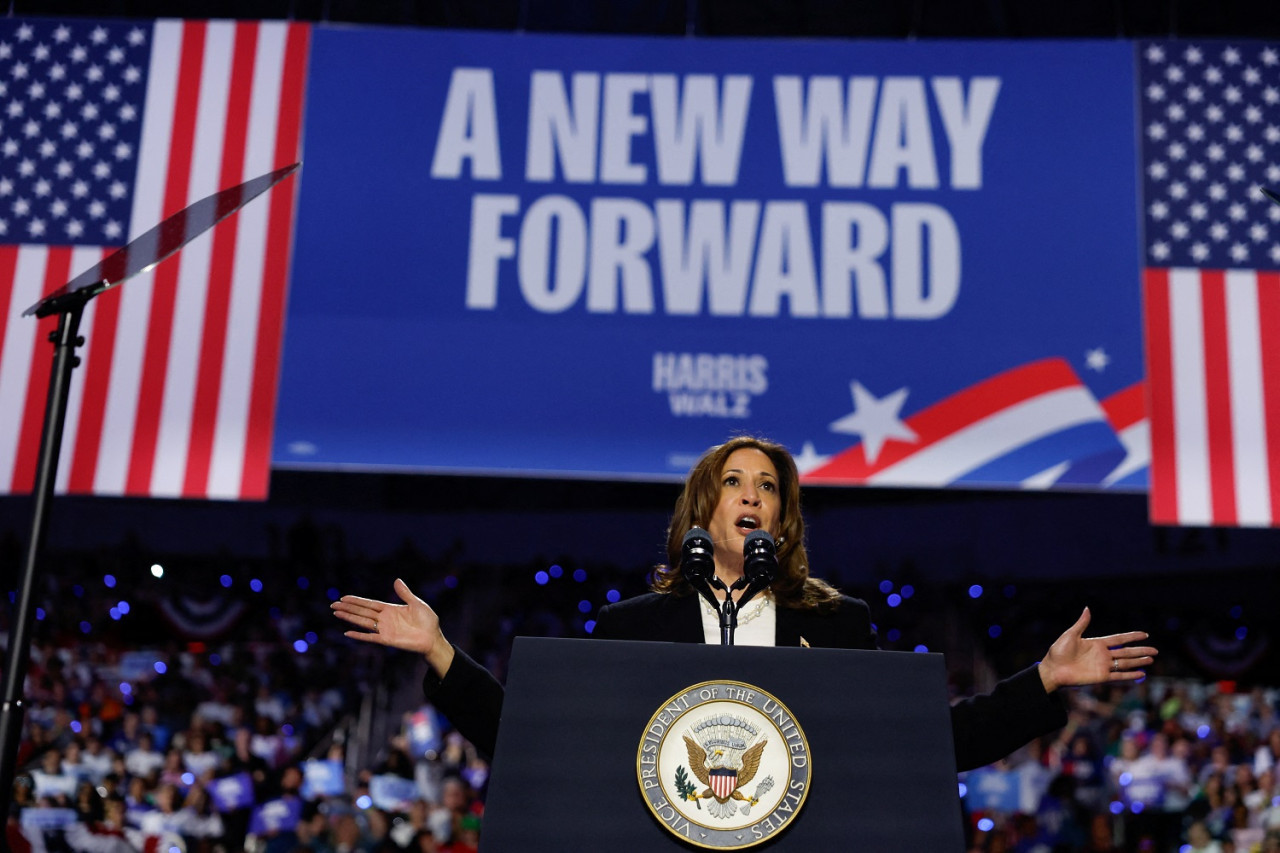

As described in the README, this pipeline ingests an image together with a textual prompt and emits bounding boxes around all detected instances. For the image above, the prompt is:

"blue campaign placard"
[277,29,1143,488]
[301,759,346,799]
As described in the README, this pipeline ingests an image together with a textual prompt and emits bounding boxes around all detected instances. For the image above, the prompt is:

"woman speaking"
[331,435,1156,771]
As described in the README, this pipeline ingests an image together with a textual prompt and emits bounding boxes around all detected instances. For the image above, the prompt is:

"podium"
[479,637,966,851]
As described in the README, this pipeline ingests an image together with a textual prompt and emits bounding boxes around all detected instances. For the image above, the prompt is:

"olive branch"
[674,765,700,809]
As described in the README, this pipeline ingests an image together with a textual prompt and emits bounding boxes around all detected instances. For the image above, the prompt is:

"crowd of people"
[8,626,1280,853]
[963,678,1280,853]
[1,509,1277,852]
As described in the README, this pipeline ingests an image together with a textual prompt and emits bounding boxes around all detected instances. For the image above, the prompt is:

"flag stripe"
[153,21,236,498]
[1144,269,1178,523]
[184,21,259,497]
[1260,273,1280,523]
[0,251,18,455]
[14,251,74,492]
[66,266,122,493]
[1225,271,1271,525]
[1169,269,1213,525]
[127,20,208,496]
[0,249,44,491]
[869,387,1104,485]
[57,247,116,494]
[1199,271,1237,524]
[1100,382,1144,432]
[92,21,182,496]
[241,22,309,499]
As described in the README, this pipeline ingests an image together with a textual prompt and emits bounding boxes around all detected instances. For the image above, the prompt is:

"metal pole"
[0,299,87,821]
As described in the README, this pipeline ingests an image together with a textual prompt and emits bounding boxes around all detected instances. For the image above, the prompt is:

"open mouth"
[735,515,760,532]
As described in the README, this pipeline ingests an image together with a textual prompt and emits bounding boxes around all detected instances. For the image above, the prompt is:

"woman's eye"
[724,476,738,487]
[761,481,775,491]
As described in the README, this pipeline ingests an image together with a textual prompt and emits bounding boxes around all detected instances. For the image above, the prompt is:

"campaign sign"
[962,768,1022,813]
[249,796,303,835]
[209,771,257,812]
[301,759,347,799]
[20,808,78,830]
[406,707,443,758]
[368,774,421,813]
[279,29,1143,488]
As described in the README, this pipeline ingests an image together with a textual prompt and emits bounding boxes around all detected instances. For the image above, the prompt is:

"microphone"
[742,530,779,588]
[681,526,716,584]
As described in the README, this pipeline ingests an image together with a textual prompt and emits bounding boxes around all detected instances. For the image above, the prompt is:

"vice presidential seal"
[636,680,811,849]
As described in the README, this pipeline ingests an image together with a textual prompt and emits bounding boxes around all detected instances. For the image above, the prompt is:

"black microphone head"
[742,530,778,586]
[681,526,715,583]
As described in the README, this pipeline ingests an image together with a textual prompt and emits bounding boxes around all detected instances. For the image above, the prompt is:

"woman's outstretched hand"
[331,578,456,677]
[1038,607,1158,693]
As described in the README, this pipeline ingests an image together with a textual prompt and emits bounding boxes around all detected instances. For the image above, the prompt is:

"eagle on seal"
[682,734,767,808]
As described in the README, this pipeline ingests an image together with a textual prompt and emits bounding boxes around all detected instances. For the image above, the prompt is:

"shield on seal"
[710,767,738,800]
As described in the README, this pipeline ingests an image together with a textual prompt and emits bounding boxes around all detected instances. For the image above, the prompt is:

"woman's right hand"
[331,578,455,677]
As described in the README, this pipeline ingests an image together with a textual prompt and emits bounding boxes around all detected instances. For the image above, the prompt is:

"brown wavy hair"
[650,436,842,611]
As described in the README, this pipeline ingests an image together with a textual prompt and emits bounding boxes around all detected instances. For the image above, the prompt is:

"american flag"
[0,18,309,500]
[1139,40,1280,526]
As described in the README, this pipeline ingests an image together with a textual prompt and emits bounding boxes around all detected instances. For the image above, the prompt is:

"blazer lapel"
[664,592,707,644]
[775,605,805,648]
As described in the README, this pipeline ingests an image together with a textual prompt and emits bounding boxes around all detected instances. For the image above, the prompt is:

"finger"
[331,602,379,622]
[1098,631,1151,646]
[343,629,391,646]
[332,610,375,629]
[1064,606,1091,638]
[1115,646,1159,659]
[1111,669,1148,682]
[393,578,419,605]
[335,594,388,610]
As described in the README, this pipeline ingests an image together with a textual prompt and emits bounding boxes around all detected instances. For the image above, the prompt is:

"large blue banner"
[277,29,1144,486]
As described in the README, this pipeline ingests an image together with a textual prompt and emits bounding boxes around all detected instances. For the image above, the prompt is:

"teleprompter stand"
[0,164,299,820]
[478,637,966,851]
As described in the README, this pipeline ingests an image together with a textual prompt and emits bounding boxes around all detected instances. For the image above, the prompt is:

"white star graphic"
[828,382,917,464]
[1085,348,1110,372]
[791,442,830,475]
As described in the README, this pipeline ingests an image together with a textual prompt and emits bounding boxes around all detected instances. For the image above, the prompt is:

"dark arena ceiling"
[13,0,1280,40]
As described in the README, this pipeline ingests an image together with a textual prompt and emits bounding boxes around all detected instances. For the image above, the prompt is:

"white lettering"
[749,202,819,317]
[463,197,960,319]
[518,195,587,312]
[465,194,520,308]
[526,71,600,182]
[431,68,502,180]
[867,77,938,189]
[821,202,889,318]
[589,198,656,313]
[650,74,753,186]
[931,76,1000,189]
[892,203,961,319]
[656,199,758,315]
[773,75,877,187]
[600,74,649,184]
